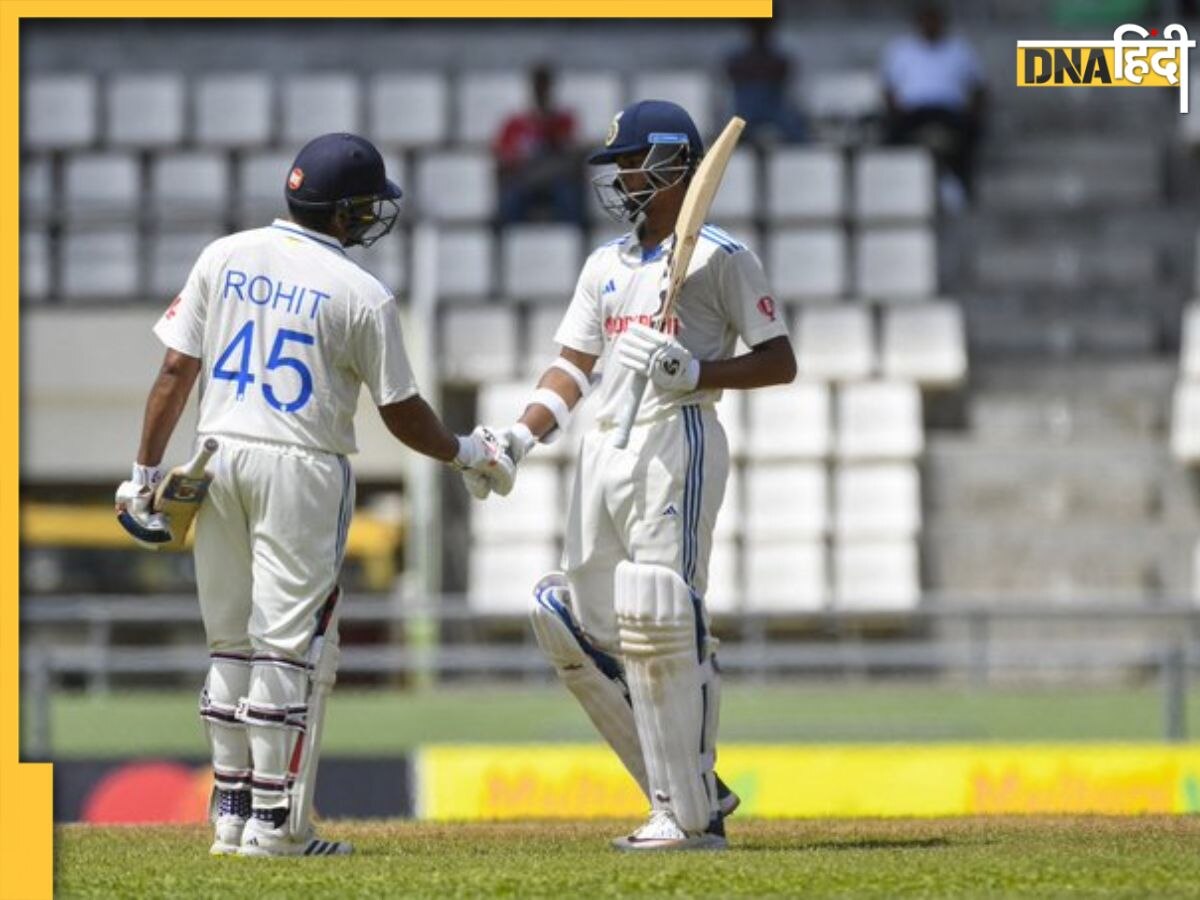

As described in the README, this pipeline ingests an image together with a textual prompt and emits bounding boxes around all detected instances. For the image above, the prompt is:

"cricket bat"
[612,116,746,450]
[116,438,219,550]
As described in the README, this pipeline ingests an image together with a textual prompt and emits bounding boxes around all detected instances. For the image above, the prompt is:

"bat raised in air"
[116,438,219,550]
[612,115,746,449]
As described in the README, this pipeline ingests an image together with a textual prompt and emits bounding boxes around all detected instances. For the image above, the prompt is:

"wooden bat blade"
[153,438,219,550]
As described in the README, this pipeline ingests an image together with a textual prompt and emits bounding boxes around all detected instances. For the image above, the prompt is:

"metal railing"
[19,592,1200,757]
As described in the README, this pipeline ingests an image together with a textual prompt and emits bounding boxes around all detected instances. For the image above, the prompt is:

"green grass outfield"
[55,817,1200,899]
[30,681,1200,756]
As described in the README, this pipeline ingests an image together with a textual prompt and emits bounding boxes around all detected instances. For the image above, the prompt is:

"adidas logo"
[602,278,617,295]
[662,504,678,518]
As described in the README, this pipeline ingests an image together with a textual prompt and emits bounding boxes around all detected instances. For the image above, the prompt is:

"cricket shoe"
[238,812,353,857]
[611,809,728,852]
[209,788,249,856]
[715,775,740,819]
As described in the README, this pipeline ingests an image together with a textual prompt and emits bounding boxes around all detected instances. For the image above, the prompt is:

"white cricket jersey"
[554,224,789,424]
[153,219,418,456]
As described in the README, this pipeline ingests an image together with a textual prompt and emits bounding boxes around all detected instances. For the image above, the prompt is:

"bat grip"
[612,374,648,450]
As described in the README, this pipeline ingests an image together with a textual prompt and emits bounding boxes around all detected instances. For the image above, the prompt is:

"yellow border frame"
[1,3,769,896]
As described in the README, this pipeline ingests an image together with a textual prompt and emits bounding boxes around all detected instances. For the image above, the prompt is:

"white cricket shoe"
[611,809,728,852]
[238,816,353,857]
[209,815,247,856]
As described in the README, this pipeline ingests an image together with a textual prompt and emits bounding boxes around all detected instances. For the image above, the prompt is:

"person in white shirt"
[466,100,796,850]
[115,133,513,858]
[882,2,986,204]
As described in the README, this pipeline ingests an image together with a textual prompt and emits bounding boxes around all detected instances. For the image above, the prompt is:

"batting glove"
[616,323,700,392]
[459,424,535,500]
[453,426,518,497]
[115,463,171,550]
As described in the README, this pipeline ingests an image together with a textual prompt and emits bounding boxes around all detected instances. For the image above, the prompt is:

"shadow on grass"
[731,837,956,853]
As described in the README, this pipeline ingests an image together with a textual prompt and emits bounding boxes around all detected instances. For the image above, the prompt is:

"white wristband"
[549,357,592,398]
[131,463,163,487]
[529,387,572,444]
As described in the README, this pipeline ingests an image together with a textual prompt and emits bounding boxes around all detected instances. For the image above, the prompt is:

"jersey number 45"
[214,320,315,413]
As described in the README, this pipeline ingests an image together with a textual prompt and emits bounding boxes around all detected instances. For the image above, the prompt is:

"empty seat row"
[1172,303,1200,466]
[467,536,919,614]
[473,378,924,461]
[24,69,888,152]
[25,145,933,232]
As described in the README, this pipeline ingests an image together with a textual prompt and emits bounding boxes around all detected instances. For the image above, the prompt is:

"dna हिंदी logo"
[1017,24,1196,113]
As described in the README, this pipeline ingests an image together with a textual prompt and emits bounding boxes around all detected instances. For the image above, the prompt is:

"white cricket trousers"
[562,404,729,653]
[193,434,354,661]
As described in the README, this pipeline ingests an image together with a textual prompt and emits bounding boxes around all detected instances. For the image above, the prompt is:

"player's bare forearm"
[695,335,797,391]
[377,394,460,463]
[518,348,597,439]
[136,349,201,467]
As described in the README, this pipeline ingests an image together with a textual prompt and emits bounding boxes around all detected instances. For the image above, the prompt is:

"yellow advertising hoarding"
[417,744,1200,820]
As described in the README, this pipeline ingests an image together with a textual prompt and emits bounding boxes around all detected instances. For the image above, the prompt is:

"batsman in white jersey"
[115,133,514,858]
[467,101,797,850]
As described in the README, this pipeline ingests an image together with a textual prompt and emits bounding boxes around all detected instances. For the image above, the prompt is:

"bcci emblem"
[1017,23,1196,112]
[605,112,622,147]
[288,167,304,190]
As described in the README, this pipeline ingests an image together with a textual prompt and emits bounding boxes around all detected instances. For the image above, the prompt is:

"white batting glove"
[114,463,170,550]
[453,425,518,497]
[616,323,700,392]
[459,424,536,500]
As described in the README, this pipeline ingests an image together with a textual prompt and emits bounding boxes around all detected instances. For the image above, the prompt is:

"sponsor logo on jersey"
[757,295,777,322]
[603,314,680,338]
[288,167,305,190]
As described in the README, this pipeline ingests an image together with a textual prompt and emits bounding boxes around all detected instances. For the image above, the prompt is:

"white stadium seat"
[456,70,527,145]
[744,541,828,612]
[1171,380,1200,465]
[833,539,920,611]
[368,72,449,147]
[434,226,493,301]
[1193,537,1200,604]
[525,303,569,376]
[21,155,54,224]
[707,150,757,222]
[853,148,936,222]
[804,69,883,121]
[765,146,846,222]
[705,537,741,614]
[836,380,924,460]
[744,462,829,539]
[149,230,220,298]
[834,463,921,539]
[501,224,583,300]
[1181,302,1200,379]
[61,228,139,300]
[63,153,140,220]
[630,70,712,137]
[24,75,97,149]
[746,381,832,460]
[20,230,50,302]
[468,540,560,614]
[107,73,185,147]
[195,73,274,148]
[767,227,848,302]
[471,461,560,540]
[855,227,937,301]
[236,151,293,225]
[415,150,495,222]
[880,301,967,387]
[282,73,361,145]
[476,380,535,427]
[441,306,519,382]
[557,71,624,141]
[150,152,230,223]
[795,304,875,382]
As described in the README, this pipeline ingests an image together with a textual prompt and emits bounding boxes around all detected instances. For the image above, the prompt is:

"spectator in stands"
[493,64,586,226]
[725,18,808,146]
[881,2,986,209]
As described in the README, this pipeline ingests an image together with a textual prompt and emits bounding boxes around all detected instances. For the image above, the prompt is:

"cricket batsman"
[115,133,514,856]
[466,100,797,850]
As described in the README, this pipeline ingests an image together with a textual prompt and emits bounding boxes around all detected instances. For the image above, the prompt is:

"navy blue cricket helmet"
[285,133,402,247]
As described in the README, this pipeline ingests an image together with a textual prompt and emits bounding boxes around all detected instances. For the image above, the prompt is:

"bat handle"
[612,374,648,450]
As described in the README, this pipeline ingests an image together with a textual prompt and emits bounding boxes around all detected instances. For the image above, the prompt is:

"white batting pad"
[530,574,648,798]
[199,654,252,791]
[615,561,712,834]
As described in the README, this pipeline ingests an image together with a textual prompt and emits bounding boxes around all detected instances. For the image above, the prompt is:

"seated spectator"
[725,19,808,146]
[493,64,585,225]
[882,3,986,209]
